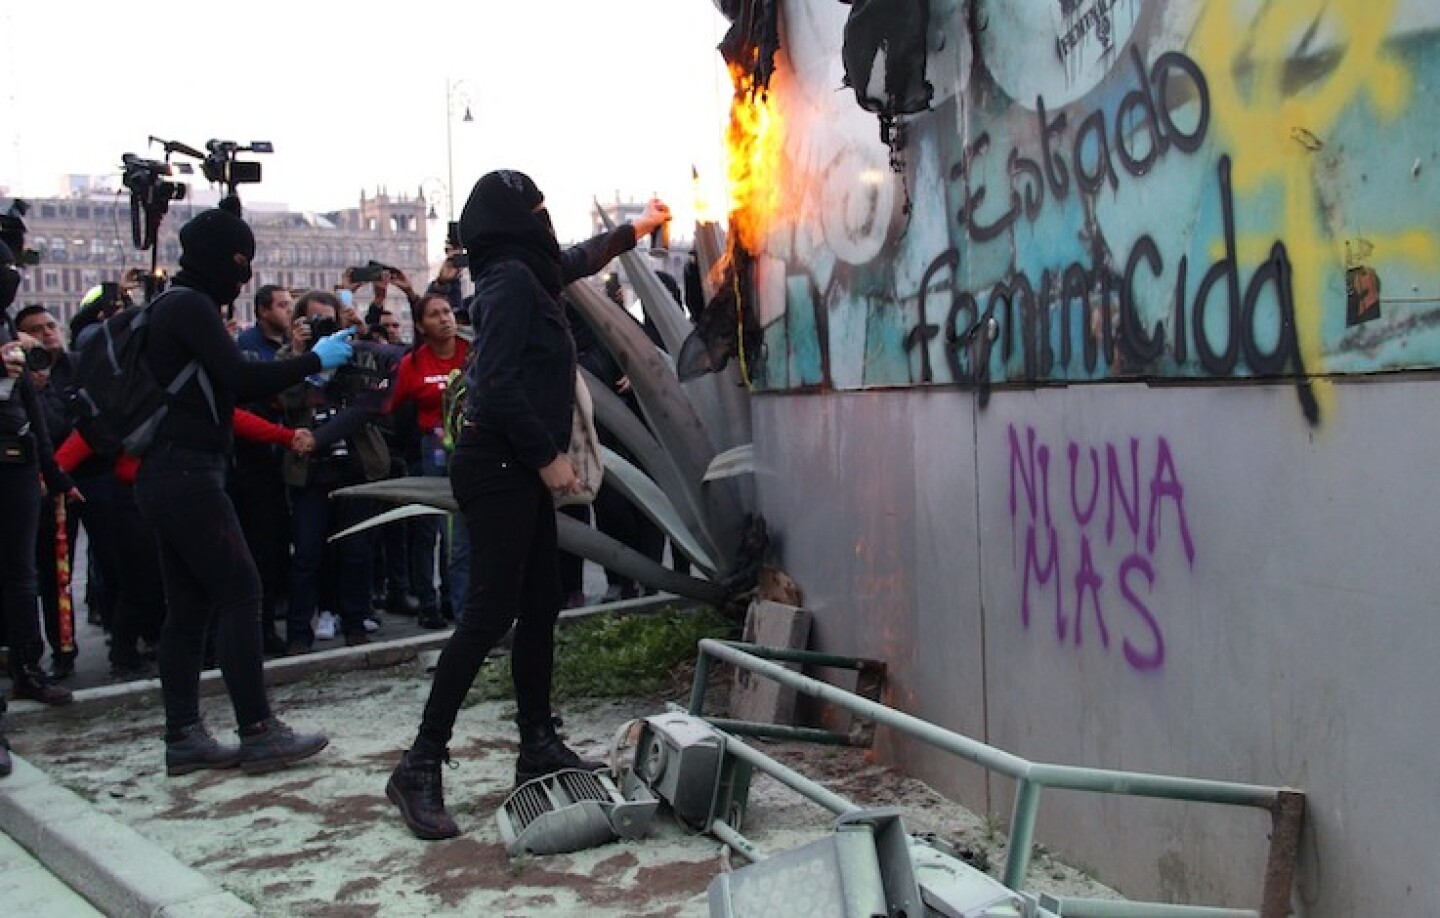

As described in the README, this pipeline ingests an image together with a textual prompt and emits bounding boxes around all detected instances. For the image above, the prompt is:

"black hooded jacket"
[458,171,638,470]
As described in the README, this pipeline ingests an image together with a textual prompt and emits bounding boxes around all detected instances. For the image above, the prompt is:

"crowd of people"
[0,174,685,834]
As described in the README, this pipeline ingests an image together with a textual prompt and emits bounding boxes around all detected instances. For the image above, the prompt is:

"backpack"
[65,290,216,457]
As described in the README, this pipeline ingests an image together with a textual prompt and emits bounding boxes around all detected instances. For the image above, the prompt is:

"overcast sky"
[0,1,733,244]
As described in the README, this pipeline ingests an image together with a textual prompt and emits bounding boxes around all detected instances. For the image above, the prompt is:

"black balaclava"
[0,240,20,323]
[458,170,563,297]
[174,208,255,306]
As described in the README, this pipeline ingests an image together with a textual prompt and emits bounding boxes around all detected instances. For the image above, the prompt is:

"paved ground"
[4,642,1120,917]
[0,830,103,917]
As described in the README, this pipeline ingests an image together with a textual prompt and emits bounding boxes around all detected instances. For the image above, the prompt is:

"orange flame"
[722,61,785,256]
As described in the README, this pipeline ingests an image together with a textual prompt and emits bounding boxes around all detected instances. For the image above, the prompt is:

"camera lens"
[25,347,54,373]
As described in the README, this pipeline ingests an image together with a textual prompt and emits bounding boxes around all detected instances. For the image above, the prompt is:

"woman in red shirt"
[388,293,470,628]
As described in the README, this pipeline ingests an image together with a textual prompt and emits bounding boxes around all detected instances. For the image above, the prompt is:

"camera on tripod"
[202,140,272,190]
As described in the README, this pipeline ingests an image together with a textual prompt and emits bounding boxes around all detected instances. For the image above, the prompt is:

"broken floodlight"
[495,768,657,856]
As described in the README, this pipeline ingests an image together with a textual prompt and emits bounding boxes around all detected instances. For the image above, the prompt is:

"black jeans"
[417,447,561,751]
[135,444,270,735]
[0,462,43,673]
[287,477,372,645]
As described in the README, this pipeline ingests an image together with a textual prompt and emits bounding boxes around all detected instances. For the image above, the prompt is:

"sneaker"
[417,608,448,630]
[237,717,329,775]
[601,585,625,604]
[363,616,381,634]
[284,642,311,657]
[166,722,241,776]
[562,591,587,610]
[345,632,372,648]
[313,611,338,641]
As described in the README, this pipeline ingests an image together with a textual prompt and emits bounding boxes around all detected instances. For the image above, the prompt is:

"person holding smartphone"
[136,207,357,778]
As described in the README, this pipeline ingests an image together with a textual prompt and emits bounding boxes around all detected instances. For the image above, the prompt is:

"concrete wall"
[732,1,1440,912]
[754,380,1440,914]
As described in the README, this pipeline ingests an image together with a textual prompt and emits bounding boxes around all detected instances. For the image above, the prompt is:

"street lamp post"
[444,78,475,222]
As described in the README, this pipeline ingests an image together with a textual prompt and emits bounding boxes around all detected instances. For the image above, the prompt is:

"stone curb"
[0,754,255,917]
[6,592,685,722]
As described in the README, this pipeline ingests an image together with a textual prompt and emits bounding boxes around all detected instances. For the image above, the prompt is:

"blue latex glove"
[312,327,357,369]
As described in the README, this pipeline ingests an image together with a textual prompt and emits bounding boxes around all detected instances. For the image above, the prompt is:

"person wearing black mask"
[0,239,77,710]
[137,205,357,777]
[386,170,670,839]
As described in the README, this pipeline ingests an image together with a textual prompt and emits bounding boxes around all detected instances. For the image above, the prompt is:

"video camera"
[120,154,188,252]
[202,140,272,193]
[122,155,187,207]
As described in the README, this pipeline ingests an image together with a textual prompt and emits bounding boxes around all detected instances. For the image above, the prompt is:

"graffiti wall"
[754,1,1440,426]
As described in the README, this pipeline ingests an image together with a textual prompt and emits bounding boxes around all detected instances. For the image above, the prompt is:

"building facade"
[7,184,434,333]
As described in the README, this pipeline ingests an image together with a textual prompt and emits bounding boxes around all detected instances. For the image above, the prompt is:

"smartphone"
[350,264,384,282]
[446,252,468,270]
[446,221,461,250]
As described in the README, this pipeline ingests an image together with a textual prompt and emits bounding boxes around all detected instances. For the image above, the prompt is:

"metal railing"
[689,639,1305,918]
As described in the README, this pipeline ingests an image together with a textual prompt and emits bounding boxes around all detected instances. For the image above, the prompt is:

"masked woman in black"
[137,206,356,777]
[386,171,670,839]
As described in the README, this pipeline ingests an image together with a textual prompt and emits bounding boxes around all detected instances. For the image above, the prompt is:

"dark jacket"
[461,226,640,470]
[145,284,322,455]
[277,341,396,487]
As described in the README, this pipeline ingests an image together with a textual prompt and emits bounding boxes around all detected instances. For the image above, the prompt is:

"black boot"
[515,717,606,785]
[12,664,73,706]
[387,747,460,840]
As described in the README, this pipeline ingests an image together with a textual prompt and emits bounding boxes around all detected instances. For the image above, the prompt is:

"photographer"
[0,239,77,707]
[233,285,297,655]
[277,290,398,653]
[15,304,83,678]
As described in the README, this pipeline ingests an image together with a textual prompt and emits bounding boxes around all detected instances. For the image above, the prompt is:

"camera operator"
[0,240,78,708]
[276,291,398,653]
[15,304,83,679]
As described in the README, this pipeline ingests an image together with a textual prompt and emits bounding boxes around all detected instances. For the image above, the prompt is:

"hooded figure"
[175,208,255,306]
[389,168,684,842]
[459,169,562,298]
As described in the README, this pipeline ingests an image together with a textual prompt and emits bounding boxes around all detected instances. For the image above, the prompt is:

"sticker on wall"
[979,0,1145,108]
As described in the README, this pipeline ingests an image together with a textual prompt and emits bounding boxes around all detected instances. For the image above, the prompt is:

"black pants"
[136,445,270,735]
[0,462,44,673]
[417,448,561,751]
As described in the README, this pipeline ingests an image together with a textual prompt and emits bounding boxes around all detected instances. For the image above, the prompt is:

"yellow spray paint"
[1194,0,1438,420]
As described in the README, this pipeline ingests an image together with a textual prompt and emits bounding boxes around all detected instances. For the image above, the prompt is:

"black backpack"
[65,289,215,457]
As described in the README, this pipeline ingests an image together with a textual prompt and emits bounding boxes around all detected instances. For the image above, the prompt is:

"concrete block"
[0,764,92,851]
[34,809,216,916]
[729,600,812,725]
